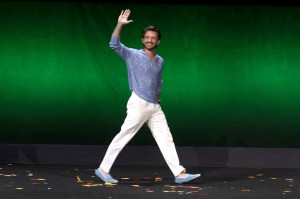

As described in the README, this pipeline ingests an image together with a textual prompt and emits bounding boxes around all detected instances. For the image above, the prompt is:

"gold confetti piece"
[163,191,169,192]
[105,182,117,185]
[82,183,104,187]
[283,190,292,193]
[191,186,200,188]
[146,190,154,192]
[16,188,23,190]
[155,177,163,182]
[121,178,130,180]
[105,184,117,188]
[270,177,277,180]
[132,185,140,187]
[4,175,12,177]
[31,178,46,181]
[242,189,251,192]
[76,176,83,182]
[248,176,256,179]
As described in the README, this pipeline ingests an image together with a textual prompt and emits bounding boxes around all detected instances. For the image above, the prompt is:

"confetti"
[105,182,117,186]
[132,185,141,187]
[76,176,83,182]
[283,190,292,193]
[31,178,46,181]
[82,183,103,187]
[155,177,163,182]
[242,189,251,192]
[1,164,299,198]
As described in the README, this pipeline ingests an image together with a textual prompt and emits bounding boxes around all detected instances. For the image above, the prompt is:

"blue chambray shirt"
[109,36,163,104]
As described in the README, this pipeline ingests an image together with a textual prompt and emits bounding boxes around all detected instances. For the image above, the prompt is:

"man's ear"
[157,40,161,46]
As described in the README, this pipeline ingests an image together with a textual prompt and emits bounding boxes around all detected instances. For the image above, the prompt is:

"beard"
[143,43,157,51]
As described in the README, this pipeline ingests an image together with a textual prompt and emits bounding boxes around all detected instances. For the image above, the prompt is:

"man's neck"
[144,48,156,61]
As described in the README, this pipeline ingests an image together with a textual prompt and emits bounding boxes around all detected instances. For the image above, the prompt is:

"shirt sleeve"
[109,36,132,60]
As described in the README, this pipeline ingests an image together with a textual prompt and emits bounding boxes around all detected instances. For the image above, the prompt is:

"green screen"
[1,1,300,147]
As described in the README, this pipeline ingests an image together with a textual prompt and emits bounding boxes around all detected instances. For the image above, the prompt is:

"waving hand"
[118,9,133,25]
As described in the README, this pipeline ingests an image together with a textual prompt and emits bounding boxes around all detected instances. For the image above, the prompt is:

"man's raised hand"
[118,9,133,25]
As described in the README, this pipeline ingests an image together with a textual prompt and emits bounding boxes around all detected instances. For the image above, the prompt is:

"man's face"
[142,31,160,50]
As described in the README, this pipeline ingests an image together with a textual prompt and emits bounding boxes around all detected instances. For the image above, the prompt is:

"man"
[95,9,201,184]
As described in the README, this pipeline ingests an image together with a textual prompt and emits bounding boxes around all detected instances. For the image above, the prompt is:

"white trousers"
[100,92,185,176]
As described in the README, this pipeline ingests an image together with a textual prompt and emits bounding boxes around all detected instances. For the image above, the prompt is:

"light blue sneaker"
[175,173,201,184]
[95,169,118,184]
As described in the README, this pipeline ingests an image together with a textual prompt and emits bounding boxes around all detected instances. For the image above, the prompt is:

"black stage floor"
[0,164,299,199]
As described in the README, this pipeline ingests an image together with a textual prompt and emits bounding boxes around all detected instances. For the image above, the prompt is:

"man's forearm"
[112,23,123,37]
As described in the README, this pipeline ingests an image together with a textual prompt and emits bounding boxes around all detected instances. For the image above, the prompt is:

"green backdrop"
[1,1,300,147]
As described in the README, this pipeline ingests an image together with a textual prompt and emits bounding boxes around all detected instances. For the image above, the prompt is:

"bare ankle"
[177,169,187,177]
[99,168,109,176]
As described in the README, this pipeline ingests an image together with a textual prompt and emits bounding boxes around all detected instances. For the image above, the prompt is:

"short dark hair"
[142,25,161,40]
